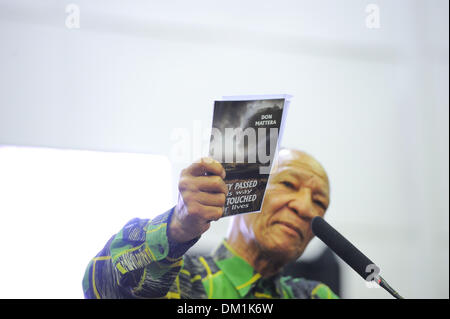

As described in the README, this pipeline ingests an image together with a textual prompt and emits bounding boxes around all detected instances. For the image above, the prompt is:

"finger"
[192,203,223,221]
[186,158,226,178]
[185,201,223,221]
[204,205,223,221]
[194,192,226,207]
[195,175,228,194]
[179,175,228,194]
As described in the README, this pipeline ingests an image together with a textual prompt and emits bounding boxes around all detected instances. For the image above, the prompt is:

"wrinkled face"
[242,150,330,262]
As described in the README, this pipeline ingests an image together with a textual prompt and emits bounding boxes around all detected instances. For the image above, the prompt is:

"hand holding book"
[168,157,228,243]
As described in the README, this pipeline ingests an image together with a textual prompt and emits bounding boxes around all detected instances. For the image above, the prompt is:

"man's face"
[241,150,330,262]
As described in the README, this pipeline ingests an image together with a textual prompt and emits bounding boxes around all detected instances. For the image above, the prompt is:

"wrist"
[166,206,200,258]
[167,206,195,244]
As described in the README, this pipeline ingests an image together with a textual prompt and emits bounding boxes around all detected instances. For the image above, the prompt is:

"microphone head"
[311,216,377,281]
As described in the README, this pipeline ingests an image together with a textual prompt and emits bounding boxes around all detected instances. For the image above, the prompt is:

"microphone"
[311,216,404,299]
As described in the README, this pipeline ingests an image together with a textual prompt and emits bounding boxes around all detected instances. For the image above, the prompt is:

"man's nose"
[287,187,316,221]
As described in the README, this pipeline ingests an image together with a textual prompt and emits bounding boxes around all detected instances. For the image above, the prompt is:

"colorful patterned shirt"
[82,207,339,299]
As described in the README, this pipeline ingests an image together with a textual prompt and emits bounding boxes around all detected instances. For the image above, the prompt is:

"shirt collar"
[212,239,282,298]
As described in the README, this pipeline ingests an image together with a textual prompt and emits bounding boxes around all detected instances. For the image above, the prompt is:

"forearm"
[82,207,198,299]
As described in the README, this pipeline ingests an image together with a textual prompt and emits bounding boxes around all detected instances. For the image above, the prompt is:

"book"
[209,94,291,217]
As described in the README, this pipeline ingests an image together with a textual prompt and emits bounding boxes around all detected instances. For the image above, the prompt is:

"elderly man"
[82,149,338,299]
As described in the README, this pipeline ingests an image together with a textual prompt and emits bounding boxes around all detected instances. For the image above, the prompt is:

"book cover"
[209,95,291,217]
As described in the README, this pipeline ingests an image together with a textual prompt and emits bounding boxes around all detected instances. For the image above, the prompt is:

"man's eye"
[313,200,326,210]
[281,181,296,189]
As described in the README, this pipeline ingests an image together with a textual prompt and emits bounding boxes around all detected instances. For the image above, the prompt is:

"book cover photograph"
[209,95,290,217]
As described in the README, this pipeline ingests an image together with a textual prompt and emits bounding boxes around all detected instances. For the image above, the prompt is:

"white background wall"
[0,0,448,298]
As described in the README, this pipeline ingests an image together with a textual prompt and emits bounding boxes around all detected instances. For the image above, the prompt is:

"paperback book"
[208,94,291,217]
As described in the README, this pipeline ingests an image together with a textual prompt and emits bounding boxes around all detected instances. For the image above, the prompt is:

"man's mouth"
[274,221,304,241]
